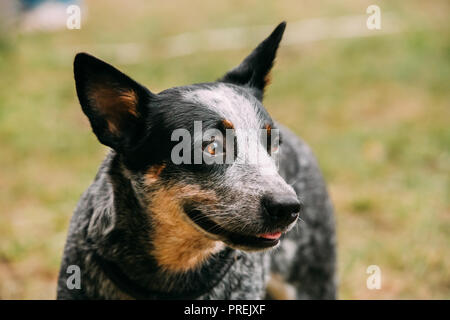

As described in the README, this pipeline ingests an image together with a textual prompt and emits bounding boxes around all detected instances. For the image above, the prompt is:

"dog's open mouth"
[184,208,284,250]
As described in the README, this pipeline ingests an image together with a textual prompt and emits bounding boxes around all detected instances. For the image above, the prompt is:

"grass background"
[0,0,448,299]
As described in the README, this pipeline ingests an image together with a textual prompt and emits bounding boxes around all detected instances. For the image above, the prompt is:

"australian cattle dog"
[57,22,337,299]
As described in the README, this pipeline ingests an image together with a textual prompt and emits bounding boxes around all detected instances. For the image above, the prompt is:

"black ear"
[219,22,286,100]
[74,53,153,152]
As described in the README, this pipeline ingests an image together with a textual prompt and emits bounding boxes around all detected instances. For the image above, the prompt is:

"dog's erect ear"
[74,53,153,152]
[219,22,286,100]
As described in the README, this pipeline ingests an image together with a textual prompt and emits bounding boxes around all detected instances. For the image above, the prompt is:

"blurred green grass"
[0,0,449,299]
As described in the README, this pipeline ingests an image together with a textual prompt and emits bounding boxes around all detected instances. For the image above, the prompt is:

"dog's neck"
[91,242,236,299]
[86,153,236,298]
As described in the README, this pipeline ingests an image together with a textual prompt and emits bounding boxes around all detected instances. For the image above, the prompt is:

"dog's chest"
[198,252,270,299]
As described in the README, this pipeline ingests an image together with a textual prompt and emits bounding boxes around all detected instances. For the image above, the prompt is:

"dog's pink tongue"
[259,232,282,240]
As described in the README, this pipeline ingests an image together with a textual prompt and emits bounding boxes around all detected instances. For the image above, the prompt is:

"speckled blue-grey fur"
[57,22,337,300]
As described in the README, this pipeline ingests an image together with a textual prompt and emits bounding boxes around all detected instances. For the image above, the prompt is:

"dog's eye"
[203,138,224,157]
[207,142,218,155]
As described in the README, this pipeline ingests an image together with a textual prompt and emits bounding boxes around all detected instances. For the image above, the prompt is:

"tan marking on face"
[222,119,235,130]
[145,164,166,184]
[148,184,224,273]
[265,123,272,135]
[91,87,138,134]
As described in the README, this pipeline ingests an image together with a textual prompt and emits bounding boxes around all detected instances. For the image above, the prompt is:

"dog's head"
[74,22,301,262]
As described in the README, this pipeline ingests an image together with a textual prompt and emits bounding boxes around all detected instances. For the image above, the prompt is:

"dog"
[57,22,336,300]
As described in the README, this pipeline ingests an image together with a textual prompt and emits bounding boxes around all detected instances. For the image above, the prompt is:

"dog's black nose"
[262,193,301,224]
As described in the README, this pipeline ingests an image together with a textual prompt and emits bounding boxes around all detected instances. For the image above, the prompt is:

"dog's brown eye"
[203,139,224,157]
[207,142,218,155]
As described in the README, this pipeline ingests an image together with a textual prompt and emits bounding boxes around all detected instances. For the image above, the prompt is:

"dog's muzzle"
[183,195,301,251]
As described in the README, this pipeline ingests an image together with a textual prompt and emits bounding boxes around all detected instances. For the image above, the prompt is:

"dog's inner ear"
[88,85,138,135]
[74,53,152,152]
[219,22,286,100]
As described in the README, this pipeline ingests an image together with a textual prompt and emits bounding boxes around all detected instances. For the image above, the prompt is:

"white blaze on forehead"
[183,83,262,130]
